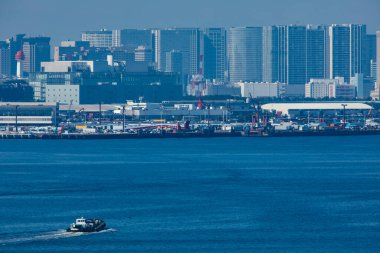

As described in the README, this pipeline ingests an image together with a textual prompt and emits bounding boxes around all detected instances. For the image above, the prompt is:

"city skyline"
[1,0,380,46]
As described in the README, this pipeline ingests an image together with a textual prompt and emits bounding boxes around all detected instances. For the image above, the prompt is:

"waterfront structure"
[262,102,372,118]
[81,30,112,48]
[112,29,152,49]
[228,27,262,83]
[22,37,50,74]
[238,81,285,98]
[203,28,227,82]
[154,28,201,81]
[54,41,91,61]
[0,102,57,127]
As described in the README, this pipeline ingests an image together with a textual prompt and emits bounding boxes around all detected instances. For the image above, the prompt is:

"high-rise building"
[113,29,152,50]
[306,25,328,81]
[377,31,380,88]
[203,28,227,81]
[154,28,201,81]
[349,24,367,77]
[265,25,307,86]
[262,26,279,82]
[0,41,11,78]
[329,25,350,82]
[228,27,262,83]
[0,34,25,78]
[165,50,182,73]
[366,34,377,78]
[22,37,50,74]
[81,29,112,48]
[286,25,307,85]
[328,24,367,83]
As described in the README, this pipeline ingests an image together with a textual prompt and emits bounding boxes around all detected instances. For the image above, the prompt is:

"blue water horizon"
[1,136,380,252]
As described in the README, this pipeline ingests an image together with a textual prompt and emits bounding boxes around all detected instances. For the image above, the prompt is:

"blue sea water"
[0,136,380,252]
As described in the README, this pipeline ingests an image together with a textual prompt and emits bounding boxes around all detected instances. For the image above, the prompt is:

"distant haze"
[1,0,379,46]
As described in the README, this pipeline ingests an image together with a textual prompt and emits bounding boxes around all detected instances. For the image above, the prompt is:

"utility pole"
[341,104,347,128]
[15,105,19,133]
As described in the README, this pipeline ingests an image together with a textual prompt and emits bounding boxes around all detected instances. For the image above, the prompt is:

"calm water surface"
[0,136,380,252]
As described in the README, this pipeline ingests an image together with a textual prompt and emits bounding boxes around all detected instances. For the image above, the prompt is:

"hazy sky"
[1,0,379,46]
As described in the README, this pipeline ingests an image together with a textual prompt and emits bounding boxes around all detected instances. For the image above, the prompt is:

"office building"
[203,28,227,81]
[262,26,279,83]
[22,37,50,74]
[81,29,112,48]
[365,34,376,77]
[328,24,367,83]
[350,73,372,99]
[286,25,307,85]
[306,25,327,81]
[154,28,201,81]
[305,77,356,99]
[54,41,90,61]
[134,45,152,63]
[112,29,152,49]
[165,50,182,73]
[0,41,11,78]
[349,24,367,78]
[228,27,262,83]
[238,81,285,98]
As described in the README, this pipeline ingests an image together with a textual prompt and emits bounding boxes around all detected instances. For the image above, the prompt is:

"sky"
[1,0,379,46]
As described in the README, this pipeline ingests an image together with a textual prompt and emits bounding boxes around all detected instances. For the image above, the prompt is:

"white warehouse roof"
[262,103,372,115]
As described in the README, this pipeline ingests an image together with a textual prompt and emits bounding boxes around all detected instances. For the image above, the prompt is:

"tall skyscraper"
[306,25,328,81]
[81,29,112,48]
[349,24,367,77]
[0,41,11,77]
[112,29,152,50]
[228,27,262,83]
[366,34,377,78]
[262,26,279,83]
[286,25,307,85]
[154,28,201,81]
[266,25,307,86]
[377,31,380,87]
[329,25,350,82]
[328,24,367,83]
[203,28,227,82]
[22,37,50,74]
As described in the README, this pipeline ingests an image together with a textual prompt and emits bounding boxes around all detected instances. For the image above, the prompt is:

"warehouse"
[261,103,372,118]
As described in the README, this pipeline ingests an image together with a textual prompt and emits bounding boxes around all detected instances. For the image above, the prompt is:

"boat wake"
[0,228,116,245]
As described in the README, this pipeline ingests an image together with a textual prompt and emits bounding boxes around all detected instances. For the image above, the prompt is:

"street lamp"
[341,104,347,128]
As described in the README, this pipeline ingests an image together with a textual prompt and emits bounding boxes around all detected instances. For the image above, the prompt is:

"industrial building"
[0,102,57,128]
[262,102,372,118]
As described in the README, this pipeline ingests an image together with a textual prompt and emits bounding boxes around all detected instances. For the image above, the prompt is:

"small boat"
[66,217,106,232]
